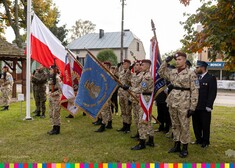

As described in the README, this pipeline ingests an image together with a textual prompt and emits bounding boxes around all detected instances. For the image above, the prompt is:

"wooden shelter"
[0,37,26,98]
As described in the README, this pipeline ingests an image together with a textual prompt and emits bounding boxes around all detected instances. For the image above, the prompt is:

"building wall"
[71,38,146,65]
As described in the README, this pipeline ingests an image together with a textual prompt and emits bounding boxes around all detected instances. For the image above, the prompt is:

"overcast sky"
[5,0,203,57]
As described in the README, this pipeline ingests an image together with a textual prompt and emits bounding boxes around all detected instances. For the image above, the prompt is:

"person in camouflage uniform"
[95,61,113,132]
[31,64,48,118]
[47,65,62,135]
[130,60,143,139]
[116,59,132,133]
[123,59,154,150]
[0,66,13,111]
[158,51,199,158]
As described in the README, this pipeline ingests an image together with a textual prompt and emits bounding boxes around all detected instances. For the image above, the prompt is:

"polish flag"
[31,14,66,75]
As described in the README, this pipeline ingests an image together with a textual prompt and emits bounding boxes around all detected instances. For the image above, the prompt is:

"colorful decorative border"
[0,163,234,168]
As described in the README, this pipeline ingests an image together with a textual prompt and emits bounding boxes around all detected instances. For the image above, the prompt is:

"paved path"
[214,90,235,107]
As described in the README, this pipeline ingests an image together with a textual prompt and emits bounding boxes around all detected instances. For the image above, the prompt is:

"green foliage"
[97,49,118,66]
[180,0,235,70]
[0,0,68,48]
[70,19,96,41]
[0,99,234,162]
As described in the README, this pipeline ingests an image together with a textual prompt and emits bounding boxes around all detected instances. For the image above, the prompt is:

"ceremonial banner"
[61,53,82,115]
[140,36,165,121]
[75,53,118,119]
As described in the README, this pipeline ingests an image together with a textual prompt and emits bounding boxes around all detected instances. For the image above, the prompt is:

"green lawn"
[0,99,235,163]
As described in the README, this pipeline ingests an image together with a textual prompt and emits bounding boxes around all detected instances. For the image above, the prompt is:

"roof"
[0,37,25,59]
[67,30,141,50]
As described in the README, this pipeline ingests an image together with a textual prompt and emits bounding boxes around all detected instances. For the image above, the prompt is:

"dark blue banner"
[75,53,118,118]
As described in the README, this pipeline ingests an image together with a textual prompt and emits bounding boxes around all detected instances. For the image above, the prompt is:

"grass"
[0,98,235,163]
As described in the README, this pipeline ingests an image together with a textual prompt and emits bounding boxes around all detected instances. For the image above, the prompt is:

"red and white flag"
[31,14,83,115]
[31,14,66,75]
[140,39,159,122]
[60,53,83,115]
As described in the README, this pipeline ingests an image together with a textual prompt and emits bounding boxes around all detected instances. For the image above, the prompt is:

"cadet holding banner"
[47,64,63,135]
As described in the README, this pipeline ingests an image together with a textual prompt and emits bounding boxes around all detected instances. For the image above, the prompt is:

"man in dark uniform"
[192,60,217,148]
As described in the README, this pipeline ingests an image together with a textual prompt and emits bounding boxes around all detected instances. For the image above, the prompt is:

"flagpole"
[66,48,83,68]
[25,0,32,120]
[86,49,138,102]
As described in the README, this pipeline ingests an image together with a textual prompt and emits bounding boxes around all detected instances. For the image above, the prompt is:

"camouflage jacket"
[158,61,199,111]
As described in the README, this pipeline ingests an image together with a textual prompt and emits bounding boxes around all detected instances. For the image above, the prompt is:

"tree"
[70,19,96,41]
[0,0,67,48]
[97,49,118,66]
[180,0,235,70]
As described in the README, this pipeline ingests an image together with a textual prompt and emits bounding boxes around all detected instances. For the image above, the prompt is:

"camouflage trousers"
[1,87,11,106]
[49,94,61,126]
[138,108,154,140]
[132,102,140,129]
[169,106,191,144]
[101,102,112,124]
[34,88,47,113]
[118,90,132,124]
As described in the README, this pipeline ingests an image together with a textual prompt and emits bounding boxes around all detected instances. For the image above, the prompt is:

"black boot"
[48,125,60,135]
[93,118,102,125]
[40,112,45,118]
[179,144,188,158]
[66,114,74,118]
[131,131,139,139]
[1,106,9,111]
[168,141,181,153]
[131,139,146,150]
[34,110,41,117]
[124,124,131,133]
[47,125,56,135]
[95,123,106,132]
[106,121,113,129]
[117,122,127,132]
[146,136,155,147]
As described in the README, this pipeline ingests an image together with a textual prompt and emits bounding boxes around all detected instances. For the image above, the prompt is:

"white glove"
[206,107,212,112]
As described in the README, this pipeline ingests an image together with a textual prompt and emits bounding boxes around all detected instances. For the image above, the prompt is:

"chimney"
[99,29,104,38]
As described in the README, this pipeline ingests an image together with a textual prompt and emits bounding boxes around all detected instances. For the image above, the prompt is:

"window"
[136,42,139,51]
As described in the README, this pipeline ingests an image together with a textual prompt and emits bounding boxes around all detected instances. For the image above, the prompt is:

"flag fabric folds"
[75,53,118,119]
[140,39,165,122]
[150,39,166,97]
[31,14,66,75]
[60,53,83,115]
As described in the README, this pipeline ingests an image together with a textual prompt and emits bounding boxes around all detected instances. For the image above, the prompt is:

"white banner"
[217,80,235,90]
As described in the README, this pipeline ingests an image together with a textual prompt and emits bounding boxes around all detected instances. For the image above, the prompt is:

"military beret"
[141,59,152,65]
[196,60,208,67]
[123,59,131,64]
[174,52,187,58]
[103,61,112,67]
[135,60,142,64]
[186,60,192,67]
[49,65,58,69]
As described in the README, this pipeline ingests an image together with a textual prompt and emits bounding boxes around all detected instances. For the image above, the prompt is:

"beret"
[141,59,151,65]
[103,61,112,67]
[123,59,131,64]
[175,52,187,58]
[49,65,58,69]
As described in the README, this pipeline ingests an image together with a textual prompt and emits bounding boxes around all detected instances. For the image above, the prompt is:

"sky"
[5,0,203,57]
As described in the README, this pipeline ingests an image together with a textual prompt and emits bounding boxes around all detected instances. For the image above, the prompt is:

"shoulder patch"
[194,79,200,88]
[141,82,147,88]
